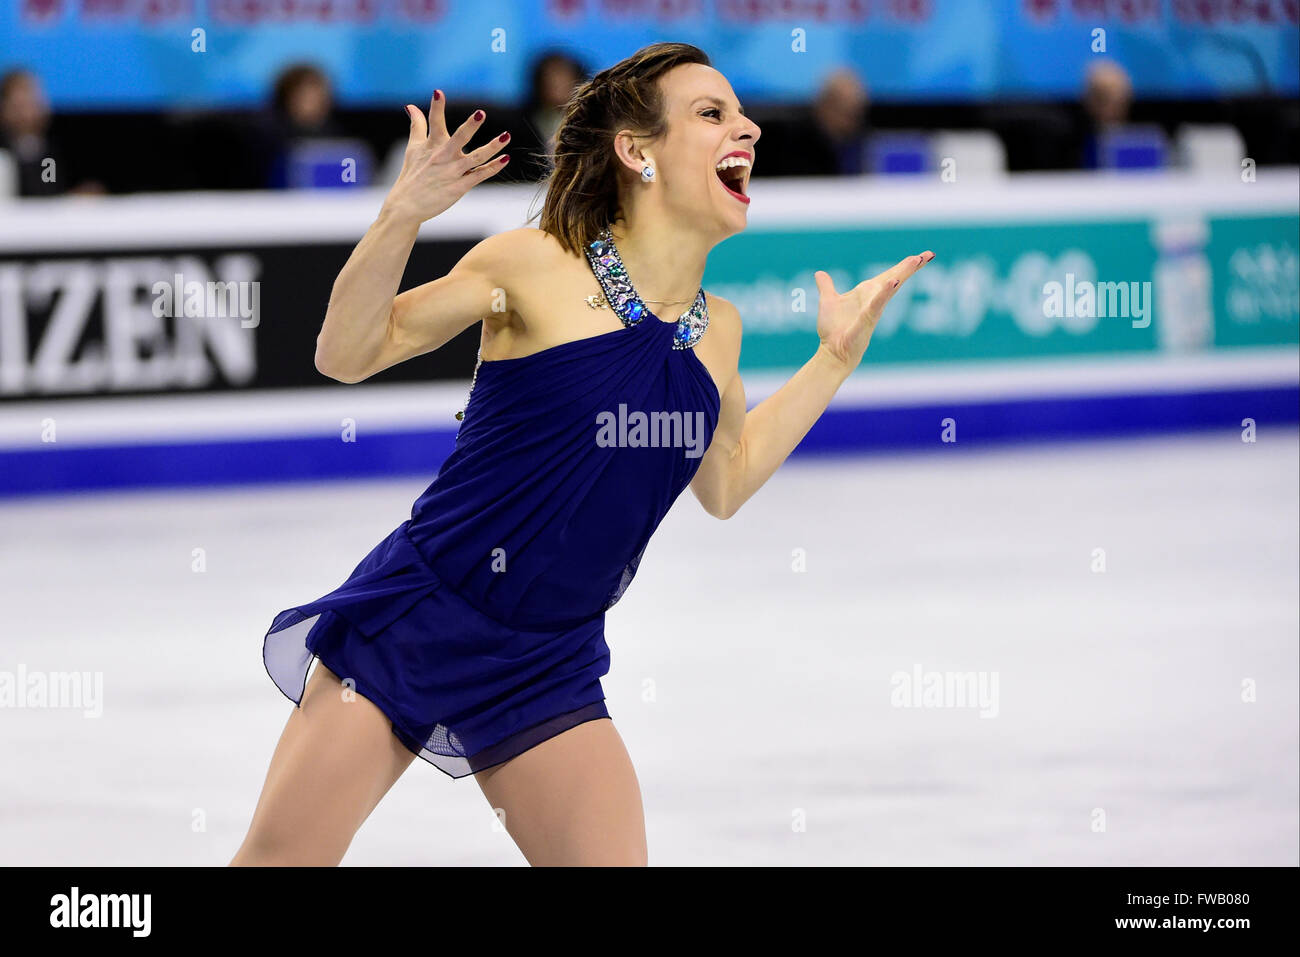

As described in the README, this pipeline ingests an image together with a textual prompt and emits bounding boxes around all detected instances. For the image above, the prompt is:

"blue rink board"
[2,384,1297,499]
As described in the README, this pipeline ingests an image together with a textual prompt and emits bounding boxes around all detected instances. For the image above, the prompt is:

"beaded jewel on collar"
[584,226,709,350]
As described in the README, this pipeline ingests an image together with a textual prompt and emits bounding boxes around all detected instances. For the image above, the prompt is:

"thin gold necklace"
[584,229,695,309]
[586,292,694,308]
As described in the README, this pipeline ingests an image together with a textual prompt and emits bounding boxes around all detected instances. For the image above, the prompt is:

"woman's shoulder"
[703,292,742,339]
[703,291,740,321]
[476,226,572,266]
[454,227,569,296]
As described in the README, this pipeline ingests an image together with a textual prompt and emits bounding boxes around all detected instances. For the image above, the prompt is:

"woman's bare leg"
[231,661,417,866]
[474,717,647,866]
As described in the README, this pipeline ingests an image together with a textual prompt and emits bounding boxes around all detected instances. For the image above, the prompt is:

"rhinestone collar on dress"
[584,226,709,350]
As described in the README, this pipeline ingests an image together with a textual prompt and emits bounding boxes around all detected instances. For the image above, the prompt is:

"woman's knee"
[569,840,647,867]
[230,826,346,867]
[232,664,413,867]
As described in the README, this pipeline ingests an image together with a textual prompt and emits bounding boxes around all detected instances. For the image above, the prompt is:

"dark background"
[44,95,1300,194]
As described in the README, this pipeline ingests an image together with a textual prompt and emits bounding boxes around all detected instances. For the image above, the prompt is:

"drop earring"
[640,164,655,183]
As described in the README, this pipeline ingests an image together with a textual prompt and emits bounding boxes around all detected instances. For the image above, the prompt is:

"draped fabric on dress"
[262,315,720,778]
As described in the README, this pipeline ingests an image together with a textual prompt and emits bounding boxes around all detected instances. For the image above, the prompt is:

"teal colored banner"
[703,214,1299,371]
[1208,214,1300,349]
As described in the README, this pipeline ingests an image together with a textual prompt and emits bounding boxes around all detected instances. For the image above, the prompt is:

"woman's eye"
[701,108,721,119]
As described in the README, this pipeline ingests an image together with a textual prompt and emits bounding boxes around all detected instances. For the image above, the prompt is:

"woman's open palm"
[814,251,934,370]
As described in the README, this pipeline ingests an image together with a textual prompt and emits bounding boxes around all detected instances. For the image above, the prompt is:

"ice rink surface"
[2,429,1296,866]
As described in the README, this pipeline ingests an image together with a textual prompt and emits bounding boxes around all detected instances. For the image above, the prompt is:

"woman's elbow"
[314,342,367,384]
[707,494,738,520]
[314,352,350,382]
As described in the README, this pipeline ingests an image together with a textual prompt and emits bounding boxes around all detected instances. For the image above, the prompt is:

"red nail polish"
[474,110,484,121]
[499,132,510,142]
[433,90,441,101]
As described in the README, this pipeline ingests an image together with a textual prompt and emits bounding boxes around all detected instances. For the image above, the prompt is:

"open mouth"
[715,158,751,205]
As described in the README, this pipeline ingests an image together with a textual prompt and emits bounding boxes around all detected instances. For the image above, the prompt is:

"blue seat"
[1096,125,1169,170]
[867,132,932,175]
[286,138,375,189]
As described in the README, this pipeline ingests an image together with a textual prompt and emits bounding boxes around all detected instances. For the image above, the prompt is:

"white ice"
[1,429,1296,866]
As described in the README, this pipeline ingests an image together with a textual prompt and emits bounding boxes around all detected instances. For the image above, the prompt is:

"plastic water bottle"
[1150,218,1213,352]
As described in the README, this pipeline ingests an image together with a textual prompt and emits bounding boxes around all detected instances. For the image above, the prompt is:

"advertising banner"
[706,213,1298,370]
[0,238,481,401]
[4,0,1297,108]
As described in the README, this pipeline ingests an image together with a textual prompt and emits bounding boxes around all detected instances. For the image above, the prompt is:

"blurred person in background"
[255,63,370,188]
[762,67,871,176]
[382,51,587,188]
[0,68,103,197]
[1079,59,1134,168]
[494,50,588,183]
[527,52,587,150]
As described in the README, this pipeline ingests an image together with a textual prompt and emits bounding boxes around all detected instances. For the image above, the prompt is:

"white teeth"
[714,156,751,171]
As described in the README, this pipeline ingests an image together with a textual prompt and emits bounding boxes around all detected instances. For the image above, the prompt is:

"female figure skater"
[232,42,931,867]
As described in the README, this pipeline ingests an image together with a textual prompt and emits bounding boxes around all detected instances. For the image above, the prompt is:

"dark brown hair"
[532,42,711,257]
[0,68,37,106]
[271,63,331,116]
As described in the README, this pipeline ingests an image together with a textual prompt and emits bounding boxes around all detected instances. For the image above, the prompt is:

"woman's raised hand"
[380,91,511,226]
[814,251,934,371]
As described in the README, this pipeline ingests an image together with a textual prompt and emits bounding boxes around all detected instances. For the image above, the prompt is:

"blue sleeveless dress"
[262,234,721,779]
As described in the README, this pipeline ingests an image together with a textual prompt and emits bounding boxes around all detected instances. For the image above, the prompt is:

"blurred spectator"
[274,65,339,134]
[529,53,585,149]
[253,63,373,188]
[0,68,103,196]
[1080,60,1134,168]
[497,51,588,183]
[762,67,871,176]
[380,51,587,188]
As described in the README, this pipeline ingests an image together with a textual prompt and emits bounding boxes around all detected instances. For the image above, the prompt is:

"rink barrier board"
[1,173,1295,402]
[1,175,1294,495]
[3,381,1296,499]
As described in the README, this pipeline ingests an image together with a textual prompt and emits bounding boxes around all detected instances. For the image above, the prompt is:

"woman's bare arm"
[314,92,514,383]
[691,252,933,518]
[690,342,850,520]
[316,224,527,383]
